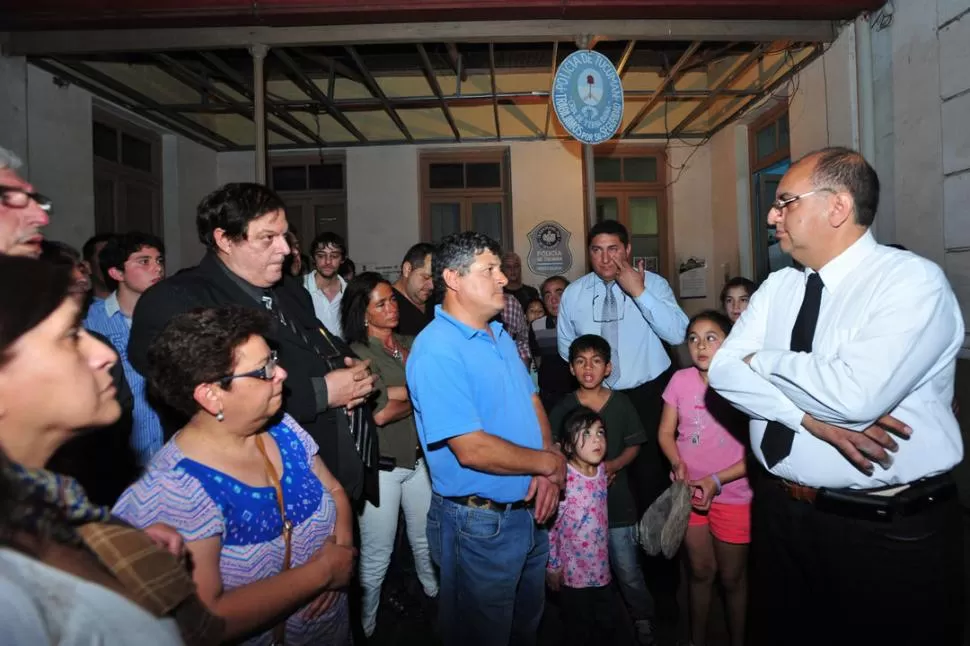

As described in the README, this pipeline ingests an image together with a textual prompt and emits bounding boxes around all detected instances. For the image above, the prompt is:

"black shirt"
[394,287,432,337]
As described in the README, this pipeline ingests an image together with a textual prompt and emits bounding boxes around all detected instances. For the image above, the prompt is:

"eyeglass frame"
[0,185,53,212]
[768,187,837,213]
[219,350,279,388]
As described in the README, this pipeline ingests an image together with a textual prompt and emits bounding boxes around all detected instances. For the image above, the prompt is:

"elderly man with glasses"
[709,147,964,646]
[0,146,51,258]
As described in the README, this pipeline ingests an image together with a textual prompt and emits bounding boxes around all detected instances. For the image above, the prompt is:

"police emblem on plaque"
[552,50,624,145]
[527,221,573,276]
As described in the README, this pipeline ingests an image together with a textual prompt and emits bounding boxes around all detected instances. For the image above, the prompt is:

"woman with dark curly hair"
[0,254,203,644]
[340,272,438,638]
[114,305,356,646]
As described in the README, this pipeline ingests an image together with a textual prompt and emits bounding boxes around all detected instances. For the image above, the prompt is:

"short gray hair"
[0,147,23,171]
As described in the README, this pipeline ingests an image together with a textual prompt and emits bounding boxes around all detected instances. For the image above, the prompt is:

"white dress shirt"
[303,270,346,338]
[557,271,688,389]
[709,231,964,489]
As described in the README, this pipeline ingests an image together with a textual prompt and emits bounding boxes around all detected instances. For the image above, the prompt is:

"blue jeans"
[609,524,655,620]
[427,493,548,646]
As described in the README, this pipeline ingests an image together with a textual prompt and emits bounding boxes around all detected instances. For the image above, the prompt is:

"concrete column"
[249,44,269,184]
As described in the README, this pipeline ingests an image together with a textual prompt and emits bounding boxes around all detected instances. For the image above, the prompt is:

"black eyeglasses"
[220,351,278,387]
[0,186,52,212]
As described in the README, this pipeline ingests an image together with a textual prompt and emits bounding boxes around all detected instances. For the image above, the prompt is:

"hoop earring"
[216,410,225,422]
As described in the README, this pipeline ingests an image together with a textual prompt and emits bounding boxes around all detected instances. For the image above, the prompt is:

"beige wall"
[508,140,587,286]
[346,145,420,273]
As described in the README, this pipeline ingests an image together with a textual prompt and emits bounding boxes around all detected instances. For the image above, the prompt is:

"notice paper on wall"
[678,257,707,299]
[360,263,401,283]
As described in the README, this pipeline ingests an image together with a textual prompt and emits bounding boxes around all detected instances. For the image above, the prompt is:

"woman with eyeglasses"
[113,305,356,646]
[0,254,215,645]
[340,272,438,638]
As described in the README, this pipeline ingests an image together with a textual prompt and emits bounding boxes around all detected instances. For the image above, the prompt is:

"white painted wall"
[24,64,95,249]
[509,140,586,285]
[217,150,257,186]
[0,58,215,270]
[346,145,420,271]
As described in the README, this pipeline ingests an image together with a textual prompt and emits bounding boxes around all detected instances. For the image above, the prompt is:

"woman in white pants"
[341,272,438,637]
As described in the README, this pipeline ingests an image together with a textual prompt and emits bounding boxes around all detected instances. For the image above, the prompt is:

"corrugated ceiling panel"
[398,108,460,140]
[88,61,199,104]
[346,110,406,141]
[186,113,255,146]
[498,102,546,138]
[334,77,372,100]
[375,74,433,98]
[266,79,308,101]
[450,105,497,139]
[289,111,359,143]
[632,99,702,135]
[493,71,548,93]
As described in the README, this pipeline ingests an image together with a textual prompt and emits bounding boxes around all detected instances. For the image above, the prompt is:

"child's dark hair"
[688,310,733,337]
[526,297,545,312]
[719,276,757,307]
[560,407,605,460]
[568,334,611,363]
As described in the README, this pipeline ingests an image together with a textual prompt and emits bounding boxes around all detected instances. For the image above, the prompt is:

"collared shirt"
[709,231,965,489]
[502,294,532,364]
[103,292,131,329]
[407,305,543,503]
[557,271,688,389]
[84,293,164,465]
[303,271,346,338]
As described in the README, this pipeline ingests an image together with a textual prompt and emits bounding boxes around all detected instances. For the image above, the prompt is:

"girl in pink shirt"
[659,310,751,646]
[546,408,616,646]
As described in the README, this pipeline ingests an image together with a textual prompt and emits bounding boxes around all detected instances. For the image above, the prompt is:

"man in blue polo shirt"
[407,231,566,646]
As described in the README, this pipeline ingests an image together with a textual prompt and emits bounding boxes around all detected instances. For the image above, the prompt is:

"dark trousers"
[620,367,679,623]
[749,469,965,646]
[559,585,618,646]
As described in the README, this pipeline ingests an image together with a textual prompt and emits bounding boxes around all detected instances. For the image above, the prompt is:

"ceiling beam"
[29,58,225,151]
[52,58,237,149]
[294,50,366,86]
[671,43,768,136]
[345,46,413,142]
[615,40,637,78]
[622,40,702,137]
[158,88,760,113]
[445,43,468,82]
[543,41,559,140]
[4,20,838,56]
[416,44,461,142]
[153,53,304,145]
[706,45,823,138]
[197,51,329,147]
[274,48,367,143]
[488,43,501,141]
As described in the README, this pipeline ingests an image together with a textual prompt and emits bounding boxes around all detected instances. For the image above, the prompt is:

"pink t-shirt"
[662,367,752,505]
[547,463,611,589]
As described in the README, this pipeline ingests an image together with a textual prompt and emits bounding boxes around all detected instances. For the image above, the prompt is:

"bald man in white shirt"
[709,147,964,646]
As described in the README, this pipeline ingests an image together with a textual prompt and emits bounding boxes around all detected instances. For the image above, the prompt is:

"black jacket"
[128,252,375,503]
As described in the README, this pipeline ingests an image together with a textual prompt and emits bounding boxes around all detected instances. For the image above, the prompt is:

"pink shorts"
[688,501,751,544]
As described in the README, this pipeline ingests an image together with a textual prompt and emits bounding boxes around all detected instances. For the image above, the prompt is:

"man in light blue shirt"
[84,232,166,465]
[407,231,565,646]
[557,219,687,627]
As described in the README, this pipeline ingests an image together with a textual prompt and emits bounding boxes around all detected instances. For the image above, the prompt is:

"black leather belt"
[770,471,956,522]
[445,494,531,512]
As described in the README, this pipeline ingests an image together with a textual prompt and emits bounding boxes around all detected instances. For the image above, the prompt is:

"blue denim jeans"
[609,524,655,620]
[427,493,548,646]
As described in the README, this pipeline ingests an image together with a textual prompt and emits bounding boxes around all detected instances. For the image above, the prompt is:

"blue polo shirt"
[407,305,543,503]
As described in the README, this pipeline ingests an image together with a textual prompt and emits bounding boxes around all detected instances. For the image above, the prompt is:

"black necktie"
[760,272,824,468]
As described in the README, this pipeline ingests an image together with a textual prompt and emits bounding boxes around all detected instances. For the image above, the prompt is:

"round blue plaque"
[552,50,624,145]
